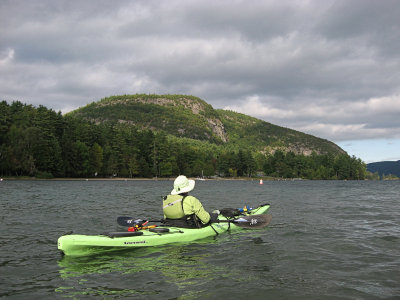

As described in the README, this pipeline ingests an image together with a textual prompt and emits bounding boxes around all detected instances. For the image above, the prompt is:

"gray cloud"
[1,0,400,144]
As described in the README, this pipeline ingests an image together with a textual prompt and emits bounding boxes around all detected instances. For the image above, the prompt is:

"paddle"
[117,217,160,227]
[117,216,163,227]
[117,214,272,229]
[219,214,272,229]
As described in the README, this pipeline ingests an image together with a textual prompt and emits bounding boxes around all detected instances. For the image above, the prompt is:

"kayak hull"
[58,204,270,257]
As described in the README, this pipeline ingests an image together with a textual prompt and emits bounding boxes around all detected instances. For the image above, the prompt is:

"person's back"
[163,175,214,228]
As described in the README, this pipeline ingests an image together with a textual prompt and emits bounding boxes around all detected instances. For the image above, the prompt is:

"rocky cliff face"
[207,118,228,143]
[127,96,229,143]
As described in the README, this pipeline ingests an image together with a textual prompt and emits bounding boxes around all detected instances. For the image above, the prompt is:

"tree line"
[0,101,367,179]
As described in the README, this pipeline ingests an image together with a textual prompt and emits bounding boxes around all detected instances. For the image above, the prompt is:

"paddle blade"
[117,216,136,227]
[117,217,163,226]
[232,214,272,229]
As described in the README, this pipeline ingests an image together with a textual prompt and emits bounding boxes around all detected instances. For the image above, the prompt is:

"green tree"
[89,143,103,176]
[64,141,89,177]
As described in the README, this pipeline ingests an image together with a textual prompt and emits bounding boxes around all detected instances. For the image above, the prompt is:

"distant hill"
[69,94,346,156]
[367,160,400,177]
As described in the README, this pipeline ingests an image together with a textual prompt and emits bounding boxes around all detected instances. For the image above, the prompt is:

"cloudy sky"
[1,0,400,163]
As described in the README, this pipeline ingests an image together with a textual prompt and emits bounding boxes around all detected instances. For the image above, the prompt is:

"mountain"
[367,160,400,177]
[69,94,346,156]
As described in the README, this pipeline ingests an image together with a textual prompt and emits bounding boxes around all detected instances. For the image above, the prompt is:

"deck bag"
[219,208,241,218]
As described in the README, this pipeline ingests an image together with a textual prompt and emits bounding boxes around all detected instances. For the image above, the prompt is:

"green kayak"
[58,204,271,257]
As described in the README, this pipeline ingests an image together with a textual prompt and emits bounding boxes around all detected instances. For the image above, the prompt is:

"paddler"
[163,175,218,228]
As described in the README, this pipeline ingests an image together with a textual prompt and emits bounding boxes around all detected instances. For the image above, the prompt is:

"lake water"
[0,179,399,299]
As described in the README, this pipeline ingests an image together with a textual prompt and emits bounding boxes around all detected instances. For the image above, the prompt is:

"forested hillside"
[70,94,228,144]
[217,109,344,155]
[367,161,400,178]
[0,98,367,179]
[71,94,344,156]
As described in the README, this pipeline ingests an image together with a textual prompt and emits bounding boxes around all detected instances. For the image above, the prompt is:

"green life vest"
[162,194,202,228]
[163,194,186,219]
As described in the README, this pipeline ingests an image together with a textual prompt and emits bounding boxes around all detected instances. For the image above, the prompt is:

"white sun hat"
[171,175,195,195]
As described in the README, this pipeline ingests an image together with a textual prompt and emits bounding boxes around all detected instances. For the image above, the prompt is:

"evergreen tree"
[89,143,103,176]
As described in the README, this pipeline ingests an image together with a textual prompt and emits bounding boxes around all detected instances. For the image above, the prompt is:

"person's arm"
[183,196,211,224]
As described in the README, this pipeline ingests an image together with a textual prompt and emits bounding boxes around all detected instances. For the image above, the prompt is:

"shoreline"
[1,176,278,181]
[2,176,393,182]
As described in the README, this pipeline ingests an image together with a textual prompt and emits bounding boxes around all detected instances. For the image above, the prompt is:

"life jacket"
[162,194,203,228]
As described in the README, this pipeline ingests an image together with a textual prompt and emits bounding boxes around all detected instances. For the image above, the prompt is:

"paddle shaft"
[118,214,271,229]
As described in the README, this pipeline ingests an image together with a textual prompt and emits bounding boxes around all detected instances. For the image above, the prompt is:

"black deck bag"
[219,208,241,218]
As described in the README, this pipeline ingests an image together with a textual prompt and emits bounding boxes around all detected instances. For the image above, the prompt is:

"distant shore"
[2,176,392,181]
[0,176,281,181]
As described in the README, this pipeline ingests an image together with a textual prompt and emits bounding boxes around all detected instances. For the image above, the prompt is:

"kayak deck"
[58,204,270,257]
